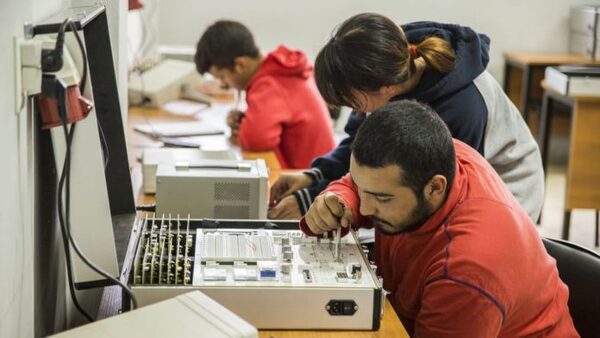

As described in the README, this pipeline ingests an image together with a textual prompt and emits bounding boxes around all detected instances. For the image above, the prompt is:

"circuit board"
[128,214,383,330]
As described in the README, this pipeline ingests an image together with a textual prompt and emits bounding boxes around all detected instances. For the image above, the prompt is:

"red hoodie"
[239,45,335,169]
[300,140,578,337]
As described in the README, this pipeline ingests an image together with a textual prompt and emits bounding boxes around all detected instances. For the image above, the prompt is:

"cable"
[55,110,94,322]
[57,126,94,322]
[53,18,138,315]
[67,21,87,93]
[57,84,139,311]
[62,18,138,310]
[50,19,93,323]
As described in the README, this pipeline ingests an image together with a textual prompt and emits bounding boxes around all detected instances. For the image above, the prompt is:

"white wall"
[154,0,600,81]
[0,1,66,337]
[0,1,128,337]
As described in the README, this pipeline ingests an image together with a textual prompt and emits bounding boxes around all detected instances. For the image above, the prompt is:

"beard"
[370,193,433,235]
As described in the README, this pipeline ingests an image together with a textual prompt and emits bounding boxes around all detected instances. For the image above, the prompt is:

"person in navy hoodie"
[268,13,544,225]
[194,20,335,169]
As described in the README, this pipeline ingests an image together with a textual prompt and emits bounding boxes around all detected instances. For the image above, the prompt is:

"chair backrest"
[542,237,600,338]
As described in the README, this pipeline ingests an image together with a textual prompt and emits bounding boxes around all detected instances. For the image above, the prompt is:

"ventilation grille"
[214,183,250,201]
[214,205,250,219]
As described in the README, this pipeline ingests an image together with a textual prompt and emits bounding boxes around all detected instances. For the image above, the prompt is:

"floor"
[534,118,599,253]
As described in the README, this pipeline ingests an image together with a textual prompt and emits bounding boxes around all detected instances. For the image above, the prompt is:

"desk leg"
[538,92,552,172]
[520,66,531,121]
[562,210,571,240]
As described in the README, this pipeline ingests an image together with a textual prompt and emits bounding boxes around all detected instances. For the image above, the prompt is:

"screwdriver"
[334,225,341,261]
[334,203,345,262]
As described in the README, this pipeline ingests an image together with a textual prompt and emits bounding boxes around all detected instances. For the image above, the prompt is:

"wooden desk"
[124,106,409,337]
[538,84,600,245]
[503,52,600,122]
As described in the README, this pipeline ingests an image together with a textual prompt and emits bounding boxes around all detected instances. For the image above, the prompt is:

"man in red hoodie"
[194,20,335,169]
[301,100,578,337]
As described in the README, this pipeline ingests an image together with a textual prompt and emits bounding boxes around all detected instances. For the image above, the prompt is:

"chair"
[542,237,600,338]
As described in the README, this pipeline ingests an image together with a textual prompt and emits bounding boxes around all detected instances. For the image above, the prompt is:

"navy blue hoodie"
[295,22,492,214]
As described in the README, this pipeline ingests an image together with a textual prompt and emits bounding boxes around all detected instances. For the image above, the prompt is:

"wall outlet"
[15,37,43,114]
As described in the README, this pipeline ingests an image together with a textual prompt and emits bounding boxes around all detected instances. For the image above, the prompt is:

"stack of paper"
[134,121,225,138]
[160,135,232,150]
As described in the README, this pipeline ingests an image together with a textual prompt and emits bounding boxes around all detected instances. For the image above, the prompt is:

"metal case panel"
[132,287,377,330]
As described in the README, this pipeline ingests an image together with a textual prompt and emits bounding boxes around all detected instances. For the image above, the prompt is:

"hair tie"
[410,44,418,59]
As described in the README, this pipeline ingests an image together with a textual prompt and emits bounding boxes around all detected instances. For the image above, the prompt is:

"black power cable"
[50,19,93,323]
[62,18,138,310]
[56,121,93,322]
[52,18,138,321]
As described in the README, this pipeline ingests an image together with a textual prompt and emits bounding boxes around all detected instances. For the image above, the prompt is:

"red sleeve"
[238,78,290,151]
[413,278,503,338]
[299,173,372,236]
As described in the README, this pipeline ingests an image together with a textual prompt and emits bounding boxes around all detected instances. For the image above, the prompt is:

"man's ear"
[233,56,250,74]
[379,85,394,97]
[423,175,447,204]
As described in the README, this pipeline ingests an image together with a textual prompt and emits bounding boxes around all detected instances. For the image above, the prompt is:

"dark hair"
[352,100,456,196]
[194,20,260,73]
[314,13,456,108]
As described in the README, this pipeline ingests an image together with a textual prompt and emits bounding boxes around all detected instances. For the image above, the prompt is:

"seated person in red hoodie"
[194,20,335,169]
[301,100,578,337]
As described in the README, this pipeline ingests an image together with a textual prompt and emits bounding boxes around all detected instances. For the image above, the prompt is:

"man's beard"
[370,193,433,235]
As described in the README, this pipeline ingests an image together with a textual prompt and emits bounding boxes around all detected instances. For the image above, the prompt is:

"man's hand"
[226,109,244,129]
[227,109,243,145]
[269,173,314,206]
[305,193,353,235]
[229,128,239,145]
[267,195,302,220]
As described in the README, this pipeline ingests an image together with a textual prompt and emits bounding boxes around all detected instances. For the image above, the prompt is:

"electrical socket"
[15,37,42,114]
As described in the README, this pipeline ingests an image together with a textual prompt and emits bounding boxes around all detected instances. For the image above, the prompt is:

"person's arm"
[412,277,504,338]
[293,178,330,215]
[238,79,290,151]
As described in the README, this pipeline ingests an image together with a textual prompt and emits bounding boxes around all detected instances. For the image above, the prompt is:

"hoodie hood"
[399,21,490,102]
[251,45,313,83]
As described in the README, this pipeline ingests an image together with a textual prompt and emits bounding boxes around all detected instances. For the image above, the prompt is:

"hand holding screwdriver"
[304,192,353,236]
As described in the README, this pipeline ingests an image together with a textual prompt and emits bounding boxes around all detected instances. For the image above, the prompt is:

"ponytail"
[412,36,456,74]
